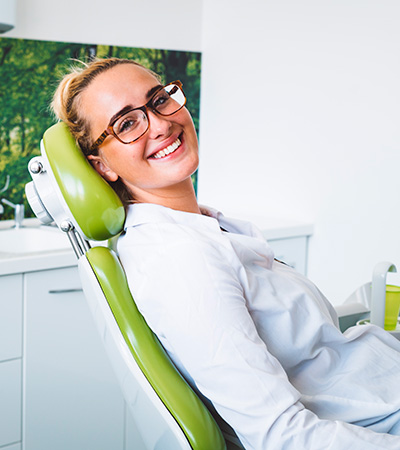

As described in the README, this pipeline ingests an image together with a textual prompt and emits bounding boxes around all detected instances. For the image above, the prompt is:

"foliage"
[0,38,201,220]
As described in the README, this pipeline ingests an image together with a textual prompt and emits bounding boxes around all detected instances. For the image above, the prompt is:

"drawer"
[268,236,309,275]
[0,359,22,447]
[0,274,22,361]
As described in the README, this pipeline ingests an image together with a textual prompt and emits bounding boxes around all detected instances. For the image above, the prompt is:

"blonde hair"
[51,57,160,205]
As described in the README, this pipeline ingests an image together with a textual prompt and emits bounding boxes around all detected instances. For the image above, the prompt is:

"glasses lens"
[152,83,186,116]
[113,109,148,144]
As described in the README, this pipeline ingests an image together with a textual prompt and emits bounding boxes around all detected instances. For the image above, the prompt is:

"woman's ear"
[87,154,119,182]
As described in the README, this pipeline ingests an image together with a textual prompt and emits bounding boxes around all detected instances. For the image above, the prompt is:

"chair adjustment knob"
[60,220,74,232]
[29,161,44,174]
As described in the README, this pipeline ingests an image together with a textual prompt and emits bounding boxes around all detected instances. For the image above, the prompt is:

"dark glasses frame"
[89,80,186,153]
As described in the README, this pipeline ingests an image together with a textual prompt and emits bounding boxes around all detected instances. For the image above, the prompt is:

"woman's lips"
[150,136,182,159]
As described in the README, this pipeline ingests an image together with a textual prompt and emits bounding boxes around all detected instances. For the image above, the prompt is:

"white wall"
[4,0,202,51]
[198,0,400,304]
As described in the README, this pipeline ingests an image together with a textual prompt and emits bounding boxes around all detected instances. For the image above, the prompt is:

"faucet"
[1,199,25,228]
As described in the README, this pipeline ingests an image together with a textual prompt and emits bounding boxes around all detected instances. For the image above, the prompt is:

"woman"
[52,57,400,449]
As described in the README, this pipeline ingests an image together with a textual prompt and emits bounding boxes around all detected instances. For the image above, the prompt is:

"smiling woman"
[50,57,400,450]
[52,59,200,212]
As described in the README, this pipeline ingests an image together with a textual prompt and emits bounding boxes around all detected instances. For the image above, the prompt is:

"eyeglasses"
[89,80,186,152]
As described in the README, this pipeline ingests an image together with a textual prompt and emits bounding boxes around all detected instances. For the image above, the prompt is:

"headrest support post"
[60,221,91,258]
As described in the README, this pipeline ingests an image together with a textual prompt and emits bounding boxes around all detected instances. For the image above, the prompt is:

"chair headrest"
[26,122,125,241]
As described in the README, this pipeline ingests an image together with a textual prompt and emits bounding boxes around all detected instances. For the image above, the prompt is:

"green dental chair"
[25,122,244,450]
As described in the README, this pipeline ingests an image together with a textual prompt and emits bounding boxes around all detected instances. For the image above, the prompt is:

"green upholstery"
[43,123,125,241]
[42,122,226,449]
[87,246,226,450]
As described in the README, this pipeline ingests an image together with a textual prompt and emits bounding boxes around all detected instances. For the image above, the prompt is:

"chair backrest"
[26,122,228,450]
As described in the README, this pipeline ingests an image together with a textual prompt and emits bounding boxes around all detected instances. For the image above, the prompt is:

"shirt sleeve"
[121,233,400,450]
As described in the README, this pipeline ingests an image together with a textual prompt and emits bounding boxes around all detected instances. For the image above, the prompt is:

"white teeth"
[152,138,181,159]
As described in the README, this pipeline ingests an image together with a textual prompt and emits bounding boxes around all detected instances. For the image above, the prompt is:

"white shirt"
[118,203,400,449]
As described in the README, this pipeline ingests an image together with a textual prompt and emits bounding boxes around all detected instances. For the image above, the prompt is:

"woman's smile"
[150,136,182,159]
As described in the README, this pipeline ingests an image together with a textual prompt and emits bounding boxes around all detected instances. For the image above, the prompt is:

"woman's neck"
[129,179,201,214]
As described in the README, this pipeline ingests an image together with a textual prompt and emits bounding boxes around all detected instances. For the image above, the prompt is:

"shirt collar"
[124,203,222,232]
[124,203,266,241]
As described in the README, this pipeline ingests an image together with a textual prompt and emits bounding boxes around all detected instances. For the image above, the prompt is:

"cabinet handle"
[48,288,83,294]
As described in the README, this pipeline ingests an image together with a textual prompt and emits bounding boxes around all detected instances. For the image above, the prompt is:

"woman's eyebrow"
[146,84,163,99]
[108,84,163,125]
[108,105,135,126]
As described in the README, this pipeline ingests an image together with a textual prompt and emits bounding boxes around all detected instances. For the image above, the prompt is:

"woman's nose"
[147,109,172,140]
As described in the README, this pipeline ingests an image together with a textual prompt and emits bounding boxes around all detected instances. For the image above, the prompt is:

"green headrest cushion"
[43,122,125,241]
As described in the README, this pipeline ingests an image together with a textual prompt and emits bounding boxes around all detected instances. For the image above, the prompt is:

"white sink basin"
[0,226,71,254]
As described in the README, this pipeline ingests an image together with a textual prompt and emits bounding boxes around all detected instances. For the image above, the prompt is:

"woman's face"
[81,63,199,204]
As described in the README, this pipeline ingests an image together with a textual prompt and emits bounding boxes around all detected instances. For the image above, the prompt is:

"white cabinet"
[0,274,22,449]
[23,266,126,450]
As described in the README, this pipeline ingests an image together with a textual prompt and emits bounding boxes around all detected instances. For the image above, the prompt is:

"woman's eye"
[153,92,170,109]
[117,116,137,135]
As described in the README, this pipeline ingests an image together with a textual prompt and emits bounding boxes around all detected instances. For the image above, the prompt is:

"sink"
[0,226,71,254]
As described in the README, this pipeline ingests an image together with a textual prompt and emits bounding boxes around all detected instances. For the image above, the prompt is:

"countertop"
[0,219,77,276]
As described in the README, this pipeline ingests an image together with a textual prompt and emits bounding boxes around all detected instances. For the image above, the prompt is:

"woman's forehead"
[82,64,160,130]
[91,64,159,98]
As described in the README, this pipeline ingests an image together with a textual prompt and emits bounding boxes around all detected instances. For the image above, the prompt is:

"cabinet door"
[0,274,22,449]
[0,274,22,361]
[0,359,21,447]
[24,266,124,450]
